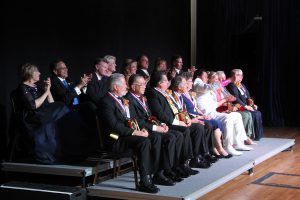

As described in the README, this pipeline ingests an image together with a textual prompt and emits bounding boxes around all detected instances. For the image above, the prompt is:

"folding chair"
[92,115,139,189]
[8,89,24,162]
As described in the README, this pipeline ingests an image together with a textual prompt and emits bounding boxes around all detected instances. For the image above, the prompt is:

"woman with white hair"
[193,70,252,156]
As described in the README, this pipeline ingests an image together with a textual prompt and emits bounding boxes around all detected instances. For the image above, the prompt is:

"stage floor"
[87,137,295,200]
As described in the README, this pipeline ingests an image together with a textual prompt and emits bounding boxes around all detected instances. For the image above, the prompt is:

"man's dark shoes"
[183,160,199,175]
[190,156,211,168]
[175,166,190,178]
[139,175,160,193]
[183,165,199,175]
[153,171,175,186]
[204,154,219,163]
[164,169,184,182]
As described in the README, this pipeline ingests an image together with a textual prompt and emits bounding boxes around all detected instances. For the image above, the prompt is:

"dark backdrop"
[197,0,300,126]
[1,0,300,155]
[0,0,190,159]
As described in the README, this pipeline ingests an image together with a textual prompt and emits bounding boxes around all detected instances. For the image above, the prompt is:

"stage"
[87,138,295,200]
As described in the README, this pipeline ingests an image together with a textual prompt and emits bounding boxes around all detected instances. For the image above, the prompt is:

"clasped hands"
[44,77,51,92]
[156,123,169,133]
[132,128,149,137]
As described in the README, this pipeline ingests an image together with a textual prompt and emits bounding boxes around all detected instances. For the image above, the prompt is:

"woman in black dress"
[17,63,69,164]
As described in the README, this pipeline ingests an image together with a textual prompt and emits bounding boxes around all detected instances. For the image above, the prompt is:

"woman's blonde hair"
[207,71,218,84]
[19,63,38,81]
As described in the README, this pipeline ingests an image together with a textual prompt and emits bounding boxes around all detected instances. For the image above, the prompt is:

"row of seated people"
[12,56,262,193]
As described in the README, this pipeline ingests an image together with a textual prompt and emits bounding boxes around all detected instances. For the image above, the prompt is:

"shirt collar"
[57,77,65,82]
[95,72,102,80]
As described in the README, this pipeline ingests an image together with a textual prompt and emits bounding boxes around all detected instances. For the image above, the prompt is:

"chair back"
[8,89,26,161]
[95,114,106,150]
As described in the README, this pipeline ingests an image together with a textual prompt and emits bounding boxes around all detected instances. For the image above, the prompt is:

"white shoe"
[236,144,252,151]
[226,146,243,156]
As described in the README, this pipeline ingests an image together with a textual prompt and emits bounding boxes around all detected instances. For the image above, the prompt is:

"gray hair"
[231,69,243,77]
[216,71,225,77]
[104,55,116,63]
[171,75,185,90]
[108,73,125,91]
[181,72,193,81]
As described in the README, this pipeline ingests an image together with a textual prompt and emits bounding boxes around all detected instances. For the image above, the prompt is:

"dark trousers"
[150,131,176,172]
[73,102,99,153]
[170,125,193,163]
[204,123,214,154]
[148,132,162,174]
[167,129,184,167]
[189,123,208,156]
[113,136,152,176]
[250,110,263,140]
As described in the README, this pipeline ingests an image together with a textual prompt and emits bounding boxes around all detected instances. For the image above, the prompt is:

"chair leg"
[113,158,117,178]
[8,134,19,162]
[132,156,139,189]
[93,160,100,185]
[117,163,121,177]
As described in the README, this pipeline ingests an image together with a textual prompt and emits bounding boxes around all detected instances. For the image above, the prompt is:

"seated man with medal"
[126,74,187,186]
[98,73,160,193]
[226,69,263,141]
[146,71,211,177]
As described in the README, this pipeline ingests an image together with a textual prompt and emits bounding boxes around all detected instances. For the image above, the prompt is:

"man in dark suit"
[136,54,151,81]
[86,58,110,107]
[146,71,211,173]
[49,59,96,162]
[50,59,91,106]
[104,55,117,77]
[227,69,263,141]
[99,73,159,193]
[126,74,186,185]
[167,54,184,81]
[136,54,152,89]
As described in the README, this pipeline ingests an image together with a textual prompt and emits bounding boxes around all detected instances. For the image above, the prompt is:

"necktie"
[62,80,69,89]
[62,80,79,105]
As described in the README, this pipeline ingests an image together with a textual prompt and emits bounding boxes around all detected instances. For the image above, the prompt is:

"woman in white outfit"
[193,69,252,156]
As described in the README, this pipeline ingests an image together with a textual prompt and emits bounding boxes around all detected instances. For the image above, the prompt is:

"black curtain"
[0,0,190,157]
[197,0,300,126]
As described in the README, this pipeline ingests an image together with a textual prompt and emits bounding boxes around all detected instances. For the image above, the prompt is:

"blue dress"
[182,94,224,133]
[18,83,70,164]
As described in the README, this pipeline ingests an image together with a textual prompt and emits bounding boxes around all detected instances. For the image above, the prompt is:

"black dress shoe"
[183,165,199,175]
[223,154,232,159]
[139,175,160,193]
[175,166,190,178]
[164,169,184,182]
[214,154,224,159]
[204,154,219,163]
[190,157,211,168]
[153,172,175,186]
[181,160,199,175]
